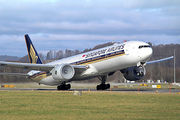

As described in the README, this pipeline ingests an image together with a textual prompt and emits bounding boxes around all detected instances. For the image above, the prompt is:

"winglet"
[25,34,42,64]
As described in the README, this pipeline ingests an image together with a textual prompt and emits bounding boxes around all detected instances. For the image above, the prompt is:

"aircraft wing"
[0,72,29,76]
[0,61,87,72]
[0,61,54,71]
[147,56,174,64]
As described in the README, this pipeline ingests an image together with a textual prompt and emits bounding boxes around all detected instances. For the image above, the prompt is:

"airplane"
[0,34,173,90]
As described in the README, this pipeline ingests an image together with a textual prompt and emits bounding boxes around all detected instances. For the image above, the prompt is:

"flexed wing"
[147,56,174,64]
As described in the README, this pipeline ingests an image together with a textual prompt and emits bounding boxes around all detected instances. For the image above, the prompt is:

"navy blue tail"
[25,34,42,64]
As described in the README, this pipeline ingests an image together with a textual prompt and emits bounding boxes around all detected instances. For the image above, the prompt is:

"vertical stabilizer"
[25,34,42,64]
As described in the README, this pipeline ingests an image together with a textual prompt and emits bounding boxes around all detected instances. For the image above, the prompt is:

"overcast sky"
[0,0,180,57]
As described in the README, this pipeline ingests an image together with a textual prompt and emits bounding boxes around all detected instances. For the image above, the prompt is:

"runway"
[0,87,180,93]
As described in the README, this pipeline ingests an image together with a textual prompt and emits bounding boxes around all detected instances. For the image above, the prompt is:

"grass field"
[0,91,179,120]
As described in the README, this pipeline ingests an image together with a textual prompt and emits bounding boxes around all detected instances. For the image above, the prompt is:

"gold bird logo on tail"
[30,45,38,64]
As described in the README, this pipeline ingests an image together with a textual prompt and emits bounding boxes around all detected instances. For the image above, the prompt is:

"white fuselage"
[29,41,153,85]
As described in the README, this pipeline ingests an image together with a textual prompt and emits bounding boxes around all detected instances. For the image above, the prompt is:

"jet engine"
[120,66,146,81]
[51,64,75,81]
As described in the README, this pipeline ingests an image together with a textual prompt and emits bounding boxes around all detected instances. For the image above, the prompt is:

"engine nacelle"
[121,66,146,81]
[51,64,75,81]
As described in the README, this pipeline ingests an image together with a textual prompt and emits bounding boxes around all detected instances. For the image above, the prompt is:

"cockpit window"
[139,45,151,49]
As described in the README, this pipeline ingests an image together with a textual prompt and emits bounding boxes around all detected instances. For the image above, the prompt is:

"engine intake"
[121,66,146,81]
[51,64,75,81]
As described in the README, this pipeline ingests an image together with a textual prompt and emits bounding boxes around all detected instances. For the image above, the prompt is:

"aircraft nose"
[139,47,153,62]
[143,47,153,61]
[147,47,153,57]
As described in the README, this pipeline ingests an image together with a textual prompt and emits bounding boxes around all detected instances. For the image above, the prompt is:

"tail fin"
[25,34,42,64]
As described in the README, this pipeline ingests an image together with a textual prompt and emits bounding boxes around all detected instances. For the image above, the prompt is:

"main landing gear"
[96,75,110,90]
[57,83,71,90]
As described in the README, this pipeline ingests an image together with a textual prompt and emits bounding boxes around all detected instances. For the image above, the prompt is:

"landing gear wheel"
[66,84,71,90]
[57,84,71,90]
[96,83,110,90]
[97,75,110,90]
